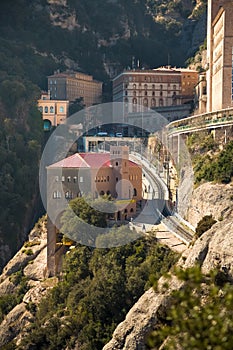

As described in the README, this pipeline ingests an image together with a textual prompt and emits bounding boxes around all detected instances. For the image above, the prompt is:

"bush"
[195,215,216,238]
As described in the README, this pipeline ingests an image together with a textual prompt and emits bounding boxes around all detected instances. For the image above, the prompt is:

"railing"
[168,107,233,135]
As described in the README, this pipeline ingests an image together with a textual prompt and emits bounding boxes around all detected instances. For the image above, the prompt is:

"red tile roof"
[48,152,139,168]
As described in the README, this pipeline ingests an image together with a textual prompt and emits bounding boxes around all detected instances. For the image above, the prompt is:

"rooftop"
[47,152,138,169]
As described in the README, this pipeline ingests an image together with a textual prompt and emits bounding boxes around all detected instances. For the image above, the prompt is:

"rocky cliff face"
[0,216,57,348]
[103,182,233,349]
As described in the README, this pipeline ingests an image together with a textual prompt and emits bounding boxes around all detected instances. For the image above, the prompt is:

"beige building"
[48,70,103,107]
[46,146,142,276]
[38,91,69,130]
[206,0,233,112]
[112,67,198,115]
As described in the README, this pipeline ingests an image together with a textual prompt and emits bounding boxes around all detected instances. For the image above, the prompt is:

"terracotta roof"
[47,152,139,168]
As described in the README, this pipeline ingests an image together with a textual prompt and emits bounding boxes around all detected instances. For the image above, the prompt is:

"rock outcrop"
[0,216,57,348]
[103,183,233,350]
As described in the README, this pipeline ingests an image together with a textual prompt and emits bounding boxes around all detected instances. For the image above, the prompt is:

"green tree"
[195,215,216,238]
[147,266,233,349]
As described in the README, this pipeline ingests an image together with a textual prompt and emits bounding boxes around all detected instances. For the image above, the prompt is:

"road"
[129,152,195,246]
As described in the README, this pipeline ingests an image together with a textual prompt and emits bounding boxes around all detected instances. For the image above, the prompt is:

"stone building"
[112,67,198,115]
[206,0,233,112]
[46,146,142,276]
[38,91,69,130]
[48,70,103,107]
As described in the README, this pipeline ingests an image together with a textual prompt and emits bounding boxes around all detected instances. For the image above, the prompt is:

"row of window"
[39,106,65,114]
[128,90,177,97]
[53,188,138,199]
[126,83,178,90]
[55,176,83,183]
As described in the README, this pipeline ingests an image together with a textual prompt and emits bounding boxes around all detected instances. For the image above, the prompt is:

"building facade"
[206,0,233,112]
[46,146,142,275]
[38,91,69,129]
[48,71,103,107]
[112,67,198,115]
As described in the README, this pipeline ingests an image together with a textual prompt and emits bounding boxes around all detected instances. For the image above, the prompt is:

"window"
[62,176,65,182]
[45,106,48,113]
[160,84,163,90]
[133,84,136,89]
[100,190,105,196]
[55,176,59,182]
[116,162,118,166]
[73,176,77,183]
[50,106,54,113]
[152,84,155,90]
[173,85,176,90]
[67,176,71,182]
[133,188,137,196]
[143,98,148,107]
[159,98,164,106]
[152,91,155,96]
[151,98,156,107]
[59,106,64,113]
[116,177,118,182]
[38,106,43,113]
[53,191,61,199]
[79,176,83,183]
[144,84,148,90]
[107,176,109,182]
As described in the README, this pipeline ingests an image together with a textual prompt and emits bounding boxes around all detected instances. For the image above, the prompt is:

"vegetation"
[147,265,233,349]
[17,236,178,350]
[187,133,233,184]
[0,270,28,323]
[195,215,217,238]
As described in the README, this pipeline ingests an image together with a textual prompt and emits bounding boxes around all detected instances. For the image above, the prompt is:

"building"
[194,72,207,114]
[48,70,103,107]
[38,91,69,130]
[46,146,142,275]
[112,67,198,115]
[206,0,233,112]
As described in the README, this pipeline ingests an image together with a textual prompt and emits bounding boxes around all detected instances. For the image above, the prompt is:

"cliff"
[103,182,233,349]
[0,216,57,348]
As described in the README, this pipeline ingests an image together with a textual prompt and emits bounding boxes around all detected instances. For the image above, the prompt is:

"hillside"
[0,0,207,270]
[0,181,232,349]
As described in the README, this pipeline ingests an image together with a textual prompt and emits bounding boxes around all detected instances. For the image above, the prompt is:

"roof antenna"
[132,56,135,69]
[167,53,171,68]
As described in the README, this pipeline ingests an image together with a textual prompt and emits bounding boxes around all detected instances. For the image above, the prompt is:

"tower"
[206,0,233,112]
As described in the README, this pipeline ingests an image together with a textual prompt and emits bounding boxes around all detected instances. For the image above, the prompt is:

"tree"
[60,196,116,245]
[147,266,233,349]
[195,215,216,238]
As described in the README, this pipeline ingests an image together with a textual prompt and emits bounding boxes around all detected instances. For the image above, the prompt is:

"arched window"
[144,84,148,90]
[107,176,109,182]
[152,84,155,90]
[130,208,134,213]
[59,106,64,113]
[44,106,48,113]
[159,98,164,106]
[99,190,105,196]
[38,106,43,113]
[143,98,148,107]
[160,84,163,90]
[133,90,137,96]
[133,188,137,196]
[50,106,54,113]
[173,84,176,90]
[133,98,137,104]
[133,84,136,89]
[107,190,111,195]
[151,98,156,107]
